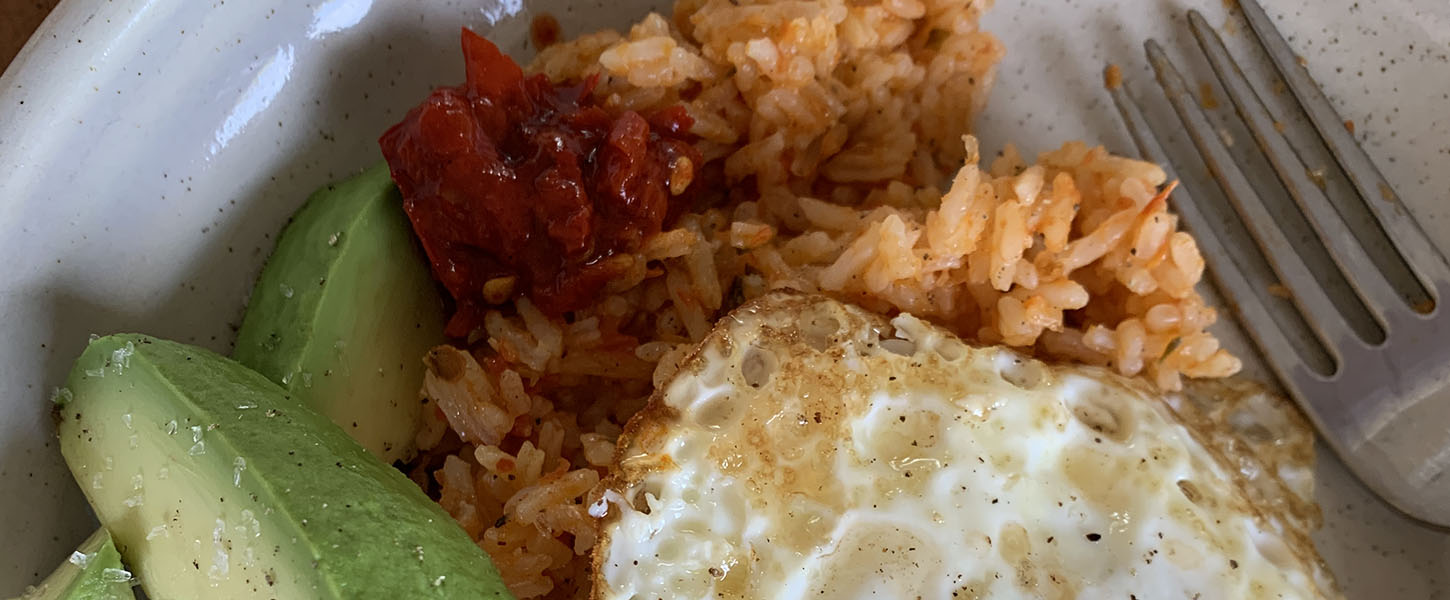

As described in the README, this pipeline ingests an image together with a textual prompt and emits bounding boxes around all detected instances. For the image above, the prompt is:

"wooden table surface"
[2,0,60,72]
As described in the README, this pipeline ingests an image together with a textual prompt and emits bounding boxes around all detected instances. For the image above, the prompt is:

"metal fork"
[1108,0,1450,527]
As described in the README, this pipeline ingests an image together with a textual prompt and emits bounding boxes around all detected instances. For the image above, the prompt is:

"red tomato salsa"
[380,29,699,337]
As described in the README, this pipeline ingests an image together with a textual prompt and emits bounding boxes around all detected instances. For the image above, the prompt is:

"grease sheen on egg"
[591,293,1339,600]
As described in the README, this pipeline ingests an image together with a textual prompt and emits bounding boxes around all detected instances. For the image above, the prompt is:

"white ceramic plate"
[2,0,1447,596]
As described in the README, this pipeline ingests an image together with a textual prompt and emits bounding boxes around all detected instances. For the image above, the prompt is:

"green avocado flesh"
[9,529,134,600]
[234,163,443,464]
[57,334,511,600]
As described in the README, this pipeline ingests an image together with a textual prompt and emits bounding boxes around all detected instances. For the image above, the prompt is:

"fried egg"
[590,293,1339,599]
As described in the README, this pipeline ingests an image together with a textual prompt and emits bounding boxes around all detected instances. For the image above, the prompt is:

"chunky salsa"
[380,29,699,336]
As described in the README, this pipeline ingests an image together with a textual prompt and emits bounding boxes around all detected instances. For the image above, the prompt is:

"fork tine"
[1105,76,1308,379]
[1184,11,1403,324]
[1237,0,1450,293]
[1145,40,1365,359]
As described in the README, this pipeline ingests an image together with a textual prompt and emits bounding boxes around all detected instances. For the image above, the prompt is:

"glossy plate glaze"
[1,0,1446,596]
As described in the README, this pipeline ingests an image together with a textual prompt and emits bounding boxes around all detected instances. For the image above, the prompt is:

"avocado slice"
[57,334,510,599]
[9,529,134,600]
[234,163,443,464]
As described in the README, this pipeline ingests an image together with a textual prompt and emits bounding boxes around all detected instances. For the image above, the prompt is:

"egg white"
[592,294,1336,600]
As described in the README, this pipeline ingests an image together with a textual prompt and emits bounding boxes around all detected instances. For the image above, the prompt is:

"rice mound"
[411,0,1241,597]
[532,0,1003,190]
